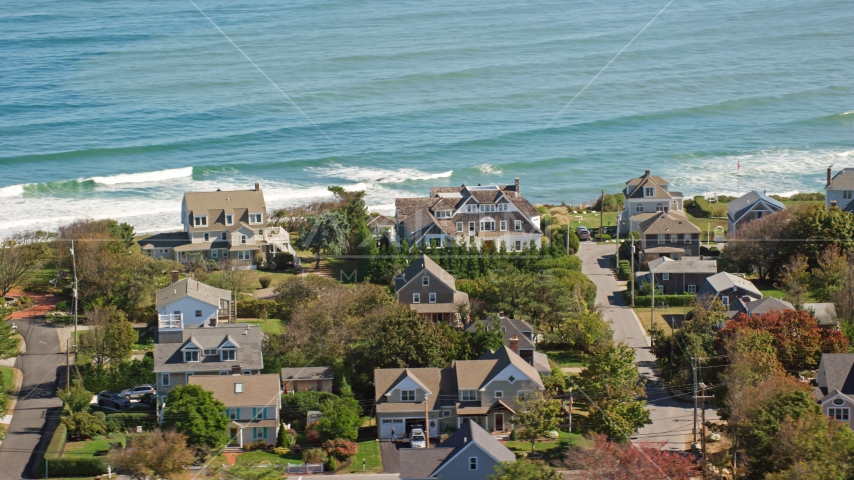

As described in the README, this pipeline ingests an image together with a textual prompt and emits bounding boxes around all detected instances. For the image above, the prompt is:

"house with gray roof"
[697,272,762,314]
[805,302,839,329]
[395,255,469,323]
[727,190,785,238]
[189,373,281,449]
[644,256,717,295]
[638,211,701,258]
[733,296,794,317]
[622,171,684,233]
[399,420,515,480]
[394,179,542,252]
[466,316,550,374]
[367,214,397,247]
[814,354,854,429]
[139,183,297,269]
[825,167,854,211]
[280,366,334,394]
[155,274,232,329]
[374,346,544,439]
[154,323,263,403]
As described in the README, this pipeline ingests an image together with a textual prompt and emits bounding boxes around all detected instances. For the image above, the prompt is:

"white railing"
[287,464,323,474]
[158,313,183,330]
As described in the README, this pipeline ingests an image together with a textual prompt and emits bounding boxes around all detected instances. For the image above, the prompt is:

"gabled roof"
[189,373,281,407]
[395,254,457,292]
[639,212,701,235]
[727,191,785,223]
[384,368,433,396]
[366,214,396,228]
[184,188,266,217]
[647,256,717,274]
[154,323,263,373]
[625,172,679,200]
[698,272,762,298]
[736,297,794,316]
[827,168,854,190]
[432,420,516,475]
[280,366,334,381]
[455,346,544,391]
[804,303,838,327]
[816,354,854,399]
[155,278,231,310]
[465,317,536,351]
[374,367,455,411]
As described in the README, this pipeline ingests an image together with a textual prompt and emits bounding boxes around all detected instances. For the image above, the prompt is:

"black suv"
[97,391,131,410]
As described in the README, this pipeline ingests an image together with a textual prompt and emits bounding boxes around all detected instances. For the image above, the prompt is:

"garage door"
[380,418,404,439]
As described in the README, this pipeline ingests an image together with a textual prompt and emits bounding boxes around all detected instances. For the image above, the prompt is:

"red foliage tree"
[717,309,848,369]
[322,438,358,460]
[566,434,699,480]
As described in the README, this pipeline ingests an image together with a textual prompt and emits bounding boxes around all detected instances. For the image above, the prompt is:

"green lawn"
[231,450,304,467]
[541,349,586,368]
[633,306,690,333]
[236,318,286,336]
[0,366,14,391]
[64,434,126,457]
[505,431,582,465]
[23,265,59,293]
[337,439,383,474]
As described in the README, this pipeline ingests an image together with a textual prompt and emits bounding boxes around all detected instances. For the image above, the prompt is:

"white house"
[825,167,854,211]
[155,273,232,328]
[622,171,685,233]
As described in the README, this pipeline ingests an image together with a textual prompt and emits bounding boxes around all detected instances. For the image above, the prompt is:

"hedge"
[617,260,632,281]
[105,412,158,431]
[628,293,696,307]
[533,256,581,272]
[36,423,106,478]
[700,245,720,257]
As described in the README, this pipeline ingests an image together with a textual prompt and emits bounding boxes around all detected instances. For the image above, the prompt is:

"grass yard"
[0,366,15,392]
[236,318,286,336]
[633,307,689,334]
[232,450,304,467]
[23,265,59,293]
[504,431,583,465]
[338,439,383,474]
[542,349,586,368]
[64,434,126,457]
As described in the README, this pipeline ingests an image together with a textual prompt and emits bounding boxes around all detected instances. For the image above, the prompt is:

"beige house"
[622,171,685,233]
[394,179,542,251]
[374,346,544,439]
[638,211,701,258]
[189,374,282,448]
[139,183,297,269]
[815,354,854,430]
[395,255,469,323]
[280,366,334,394]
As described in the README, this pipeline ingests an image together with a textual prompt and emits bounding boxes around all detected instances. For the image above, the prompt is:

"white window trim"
[662,273,669,281]
[456,222,463,232]
[225,214,234,226]
[195,310,203,317]
[249,213,263,224]
[657,234,665,245]
[237,250,250,260]
[721,296,730,307]
[220,349,236,361]
[203,233,210,242]
[636,204,644,213]
[687,285,697,293]
[162,373,170,387]
[422,276,429,286]
[469,457,478,470]
[468,221,476,233]
[460,390,477,401]
[828,407,850,421]
[670,234,677,243]
[211,250,218,259]
[514,220,522,231]
[235,383,244,393]
[194,215,208,227]
[684,234,691,244]
[240,235,247,245]
[494,390,503,398]
[184,350,200,363]
[442,410,451,417]
[400,390,416,402]
[499,220,507,231]
[645,187,655,197]
[413,293,421,304]
[429,293,437,303]
[516,390,532,399]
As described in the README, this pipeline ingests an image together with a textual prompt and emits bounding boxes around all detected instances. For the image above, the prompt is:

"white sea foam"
[476,164,502,175]
[90,167,193,185]
[307,163,452,184]
[0,184,25,198]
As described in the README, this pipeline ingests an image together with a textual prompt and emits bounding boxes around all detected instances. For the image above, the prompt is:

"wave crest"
[91,167,193,185]
[306,163,452,184]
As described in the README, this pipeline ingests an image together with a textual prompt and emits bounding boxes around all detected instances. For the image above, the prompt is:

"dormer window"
[241,235,247,244]
[194,216,208,227]
[401,390,416,401]
[184,350,199,362]
[225,214,234,225]
[497,203,508,212]
[478,204,495,213]
[221,349,236,361]
[422,276,429,286]
[249,213,262,224]
[460,390,477,401]
[644,187,655,197]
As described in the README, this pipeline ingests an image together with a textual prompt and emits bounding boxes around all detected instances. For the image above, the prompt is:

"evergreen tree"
[163,384,230,448]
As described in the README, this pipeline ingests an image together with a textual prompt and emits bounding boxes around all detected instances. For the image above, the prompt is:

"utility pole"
[630,235,635,307]
[692,357,698,444]
[71,241,78,352]
[701,382,708,475]
[615,213,621,266]
[650,264,656,341]
[424,394,430,448]
[599,190,604,243]
[66,338,70,391]
[566,223,570,255]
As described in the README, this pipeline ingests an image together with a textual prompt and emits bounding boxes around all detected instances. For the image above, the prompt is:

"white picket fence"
[287,463,324,474]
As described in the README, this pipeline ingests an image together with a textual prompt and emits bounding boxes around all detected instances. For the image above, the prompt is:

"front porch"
[456,401,515,433]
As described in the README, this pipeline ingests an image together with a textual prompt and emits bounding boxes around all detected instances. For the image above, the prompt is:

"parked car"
[120,384,156,400]
[410,428,426,448]
[97,391,131,410]
[576,226,591,241]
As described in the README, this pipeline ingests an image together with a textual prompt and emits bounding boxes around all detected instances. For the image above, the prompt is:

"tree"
[832,258,854,324]
[811,245,848,302]
[316,396,362,441]
[109,430,195,480]
[58,380,93,414]
[565,434,699,479]
[299,211,350,269]
[78,305,136,365]
[489,459,562,480]
[468,319,506,357]
[512,395,563,453]
[0,308,21,360]
[575,343,650,440]
[776,253,810,308]
[357,304,446,370]
[102,220,136,249]
[0,231,48,296]
[163,384,229,448]
[719,209,792,280]
[62,412,107,439]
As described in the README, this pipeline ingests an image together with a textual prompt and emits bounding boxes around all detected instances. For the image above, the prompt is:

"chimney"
[831,200,838,208]
[255,182,260,191]
[514,178,520,197]
[498,311,504,318]
[828,166,833,187]
[742,296,752,303]
[509,335,519,354]
[231,365,242,375]
[209,317,217,327]
[171,271,179,284]
[644,170,650,176]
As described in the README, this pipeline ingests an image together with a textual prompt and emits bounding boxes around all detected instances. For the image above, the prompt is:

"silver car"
[120,384,156,400]
[410,428,427,448]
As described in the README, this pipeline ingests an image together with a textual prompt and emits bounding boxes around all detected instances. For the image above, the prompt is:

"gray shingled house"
[645,256,717,295]
[466,316,550,374]
[697,272,763,315]
[825,167,854,211]
[622,171,685,233]
[395,255,469,323]
[394,179,542,251]
[732,297,794,317]
[638,211,702,258]
[814,354,854,430]
[726,190,785,238]
[398,420,516,480]
[139,183,297,268]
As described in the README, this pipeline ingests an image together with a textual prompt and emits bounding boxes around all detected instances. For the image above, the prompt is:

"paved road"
[578,242,717,451]
[0,317,64,479]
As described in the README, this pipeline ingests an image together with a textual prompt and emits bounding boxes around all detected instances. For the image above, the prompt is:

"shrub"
[273,447,291,456]
[322,438,358,460]
[36,423,68,476]
[629,294,696,307]
[617,260,632,281]
[291,443,302,454]
[243,440,267,452]
[306,429,321,445]
[17,295,33,309]
[302,448,328,464]
[56,301,69,312]
[278,424,296,447]
[533,256,581,272]
[510,429,518,441]
[271,253,295,270]
[58,380,93,414]
[258,275,273,289]
[325,456,338,472]
[62,412,107,439]
[236,298,278,319]
[595,233,612,241]
[700,245,720,257]
[41,457,105,477]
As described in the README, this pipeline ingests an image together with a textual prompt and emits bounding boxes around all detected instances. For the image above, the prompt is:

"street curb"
[627,306,652,348]
[3,367,25,419]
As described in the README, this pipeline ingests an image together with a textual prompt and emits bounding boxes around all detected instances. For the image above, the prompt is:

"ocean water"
[1,0,853,237]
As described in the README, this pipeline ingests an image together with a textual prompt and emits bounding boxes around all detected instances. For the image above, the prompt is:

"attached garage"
[379,416,437,439]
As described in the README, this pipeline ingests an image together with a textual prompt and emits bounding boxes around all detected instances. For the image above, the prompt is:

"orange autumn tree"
[565,434,699,480]
[717,309,848,369]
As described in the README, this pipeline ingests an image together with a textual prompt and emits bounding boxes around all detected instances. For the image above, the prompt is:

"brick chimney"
[514,178,520,197]
[171,271,179,284]
[231,364,242,375]
[644,169,650,176]
[828,166,833,187]
[831,200,838,208]
[509,335,519,354]
[255,182,260,191]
